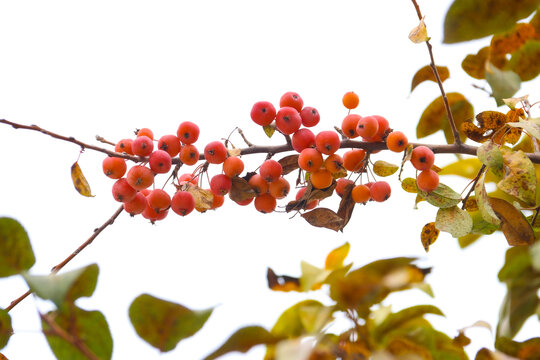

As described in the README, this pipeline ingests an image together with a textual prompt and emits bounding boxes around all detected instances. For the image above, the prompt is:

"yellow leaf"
[373,160,398,177]
[71,162,94,197]
[185,183,214,212]
[417,93,473,140]
[420,222,439,252]
[401,177,418,193]
[411,65,450,92]
[409,17,429,43]
[324,242,350,270]
[227,148,241,157]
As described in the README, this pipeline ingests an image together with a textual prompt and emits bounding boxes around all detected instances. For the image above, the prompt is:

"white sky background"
[0,0,539,359]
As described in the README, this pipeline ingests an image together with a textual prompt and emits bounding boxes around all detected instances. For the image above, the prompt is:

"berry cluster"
[101,90,435,224]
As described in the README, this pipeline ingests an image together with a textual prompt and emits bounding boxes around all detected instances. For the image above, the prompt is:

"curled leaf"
[411,65,450,92]
[409,17,429,43]
[71,162,94,197]
[489,197,534,246]
[301,208,344,232]
[420,222,440,252]
[185,184,214,212]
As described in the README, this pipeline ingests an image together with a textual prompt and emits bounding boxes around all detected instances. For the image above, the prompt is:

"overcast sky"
[1,1,539,359]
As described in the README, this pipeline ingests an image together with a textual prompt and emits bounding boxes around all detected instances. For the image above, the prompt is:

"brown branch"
[5,205,124,312]
[95,135,116,146]
[40,312,100,360]
[237,128,253,147]
[461,164,486,210]
[410,0,462,146]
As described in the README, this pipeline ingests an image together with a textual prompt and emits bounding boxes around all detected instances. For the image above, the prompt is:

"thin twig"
[5,206,124,312]
[410,0,462,146]
[40,312,100,360]
[237,128,254,147]
[461,164,486,210]
[95,135,116,146]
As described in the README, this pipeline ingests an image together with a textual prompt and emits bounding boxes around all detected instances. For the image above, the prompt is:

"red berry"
[336,178,354,197]
[126,166,154,190]
[254,193,277,213]
[179,144,200,166]
[315,131,341,155]
[158,135,181,157]
[291,128,316,153]
[204,141,227,164]
[275,107,302,135]
[210,174,233,196]
[356,116,379,139]
[112,178,137,203]
[260,159,283,183]
[417,169,439,192]
[102,157,127,179]
[341,114,361,139]
[132,136,154,157]
[115,139,134,154]
[370,181,391,202]
[147,189,171,213]
[123,192,147,215]
[300,107,320,127]
[250,101,276,126]
[298,148,323,172]
[411,146,435,171]
[171,191,195,216]
[149,150,172,174]
[295,187,318,209]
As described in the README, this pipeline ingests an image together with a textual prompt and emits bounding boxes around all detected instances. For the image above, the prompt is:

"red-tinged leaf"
[300,208,344,232]
[411,65,450,92]
[278,155,300,175]
[129,294,212,352]
[0,310,12,350]
[267,268,301,292]
[229,176,256,202]
[443,0,539,43]
[42,306,112,360]
[489,197,534,246]
[325,242,350,271]
[204,326,280,360]
[0,217,35,278]
[71,162,94,197]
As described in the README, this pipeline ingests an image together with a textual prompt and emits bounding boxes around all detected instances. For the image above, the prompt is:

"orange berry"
[147,189,171,213]
[210,192,225,209]
[102,157,127,179]
[310,168,333,189]
[233,197,254,206]
[115,139,133,155]
[137,128,154,140]
[370,181,391,202]
[341,114,361,138]
[276,106,302,135]
[417,169,439,192]
[142,204,168,222]
[158,135,181,157]
[177,121,200,144]
[324,154,344,174]
[178,173,198,186]
[298,148,323,172]
[386,131,409,152]
[126,165,154,191]
[342,91,360,109]
[179,144,200,166]
[411,146,435,171]
[112,178,137,203]
[132,136,154,157]
[363,115,390,142]
[279,91,304,112]
[248,174,269,195]
[269,177,290,199]
[254,193,277,213]
[260,159,283,183]
[351,184,371,203]
[342,149,366,172]
[315,131,341,155]
[223,156,244,177]
[210,174,232,196]
[291,128,316,153]
[123,192,147,215]
[171,191,195,216]
[356,116,379,139]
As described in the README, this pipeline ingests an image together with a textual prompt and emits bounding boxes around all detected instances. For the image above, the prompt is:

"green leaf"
[263,124,275,138]
[507,119,540,142]
[495,337,540,358]
[0,310,12,350]
[443,0,540,43]
[23,264,99,308]
[435,206,473,238]
[0,217,35,277]
[485,62,521,106]
[531,241,540,272]
[129,294,212,352]
[477,141,503,176]
[374,305,444,342]
[417,183,462,208]
[458,233,482,248]
[506,40,540,81]
[372,160,398,177]
[271,300,325,338]
[42,306,112,360]
[475,172,501,226]
[204,326,280,360]
[498,147,537,206]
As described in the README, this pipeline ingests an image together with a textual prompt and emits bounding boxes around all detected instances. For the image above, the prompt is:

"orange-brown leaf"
[266,268,301,292]
[411,65,450,92]
[301,208,344,232]
[489,197,535,246]
[229,176,256,202]
[71,162,94,197]
[420,222,440,252]
[278,154,300,175]
[462,47,490,80]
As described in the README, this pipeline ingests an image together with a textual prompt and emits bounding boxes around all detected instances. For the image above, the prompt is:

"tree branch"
[5,205,124,312]
[410,0,462,146]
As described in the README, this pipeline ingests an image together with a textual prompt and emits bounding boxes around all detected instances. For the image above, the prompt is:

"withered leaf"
[301,208,344,232]
[278,155,300,175]
[420,222,440,252]
[489,197,534,246]
[498,147,537,206]
[337,183,355,231]
[462,47,489,80]
[267,268,301,292]
[411,65,450,92]
[507,39,540,82]
[185,184,214,212]
[491,23,537,56]
[229,176,256,202]
[286,182,336,212]
[71,162,94,197]
[409,17,429,43]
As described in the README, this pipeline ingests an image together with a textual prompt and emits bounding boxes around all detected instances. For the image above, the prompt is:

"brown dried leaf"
[227,148,242,157]
[489,197,535,246]
[337,183,355,231]
[420,222,440,252]
[278,154,300,175]
[229,176,256,202]
[409,17,429,43]
[71,162,94,197]
[285,181,336,212]
[185,184,214,212]
[411,65,450,92]
[301,208,344,232]
[491,23,537,56]
[477,111,508,130]
[266,268,301,292]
